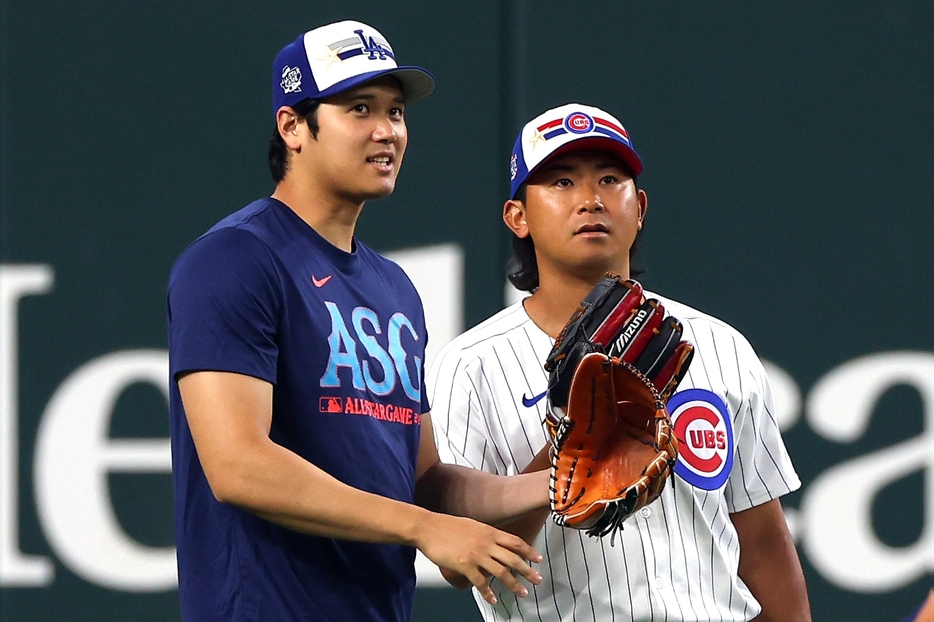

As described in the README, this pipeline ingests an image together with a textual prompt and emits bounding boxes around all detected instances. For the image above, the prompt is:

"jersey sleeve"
[426,343,504,475]
[167,227,282,384]
[725,336,801,512]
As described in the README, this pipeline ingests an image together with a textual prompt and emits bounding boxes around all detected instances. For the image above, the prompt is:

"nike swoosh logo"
[312,275,332,288]
[522,391,547,408]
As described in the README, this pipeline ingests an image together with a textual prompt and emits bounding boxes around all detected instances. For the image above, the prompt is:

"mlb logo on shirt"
[319,397,343,413]
[668,388,735,490]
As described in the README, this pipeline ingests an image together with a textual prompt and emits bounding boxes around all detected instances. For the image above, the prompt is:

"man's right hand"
[414,513,543,605]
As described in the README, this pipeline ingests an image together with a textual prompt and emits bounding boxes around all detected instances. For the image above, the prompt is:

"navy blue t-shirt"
[167,197,430,622]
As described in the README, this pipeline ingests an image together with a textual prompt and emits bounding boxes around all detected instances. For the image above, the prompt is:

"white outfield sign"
[1,257,933,593]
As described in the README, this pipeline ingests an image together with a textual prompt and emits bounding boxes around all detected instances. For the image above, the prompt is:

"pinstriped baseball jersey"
[426,294,801,622]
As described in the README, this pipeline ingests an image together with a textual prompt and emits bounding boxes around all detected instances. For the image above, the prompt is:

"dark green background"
[1,1,931,620]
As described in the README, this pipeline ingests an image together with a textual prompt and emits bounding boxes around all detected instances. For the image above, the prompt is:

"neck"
[523,264,631,339]
[272,177,364,252]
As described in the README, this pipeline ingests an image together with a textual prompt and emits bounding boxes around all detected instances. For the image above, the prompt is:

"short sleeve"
[725,338,801,512]
[167,227,282,384]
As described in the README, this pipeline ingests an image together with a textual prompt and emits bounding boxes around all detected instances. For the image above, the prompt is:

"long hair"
[506,233,540,292]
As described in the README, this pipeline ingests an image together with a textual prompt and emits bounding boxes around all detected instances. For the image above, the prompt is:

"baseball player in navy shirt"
[167,20,547,622]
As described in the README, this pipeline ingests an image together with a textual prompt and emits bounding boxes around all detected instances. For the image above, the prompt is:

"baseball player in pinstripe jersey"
[427,104,811,621]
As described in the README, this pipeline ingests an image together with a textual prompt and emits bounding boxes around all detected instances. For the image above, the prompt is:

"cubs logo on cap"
[509,103,643,199]
[564,112,594,134]
[272,20,436,117]
[667,388,735,490]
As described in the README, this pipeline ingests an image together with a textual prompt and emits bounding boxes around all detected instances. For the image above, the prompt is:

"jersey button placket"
[644,503,672,611]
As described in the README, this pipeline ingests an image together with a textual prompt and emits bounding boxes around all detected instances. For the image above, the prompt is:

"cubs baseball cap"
[509,103,643,199]
[272,20,436,116]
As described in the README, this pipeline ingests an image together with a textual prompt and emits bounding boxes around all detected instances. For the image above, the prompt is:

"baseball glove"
[548,353,676,537]
[543,273,692,538]
[545,274,693,408]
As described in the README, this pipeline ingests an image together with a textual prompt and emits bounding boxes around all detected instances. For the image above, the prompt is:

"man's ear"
[503,199,529,238]
[275,107,303,150]
[637,188,648,230]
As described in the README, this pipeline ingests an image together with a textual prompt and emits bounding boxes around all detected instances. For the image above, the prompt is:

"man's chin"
[355,182,397,202]
[574,257,628,280]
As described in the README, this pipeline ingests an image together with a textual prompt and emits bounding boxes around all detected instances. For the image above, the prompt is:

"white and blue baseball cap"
[272,20,436,116]
[509,103,643,199]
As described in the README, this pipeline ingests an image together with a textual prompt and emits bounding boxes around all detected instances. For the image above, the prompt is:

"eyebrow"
[539,161,624,174]
[340,92,406,104]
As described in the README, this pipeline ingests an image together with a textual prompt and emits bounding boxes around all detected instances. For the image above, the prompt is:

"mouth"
[575,223,610,235]
[366,154,394,169]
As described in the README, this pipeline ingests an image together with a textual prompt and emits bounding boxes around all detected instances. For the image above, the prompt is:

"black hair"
[505,177,645,293]
[268,99,321,183]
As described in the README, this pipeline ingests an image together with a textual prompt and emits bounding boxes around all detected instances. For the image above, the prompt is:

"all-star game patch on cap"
[272,20,436,116]
[508,103,643,199]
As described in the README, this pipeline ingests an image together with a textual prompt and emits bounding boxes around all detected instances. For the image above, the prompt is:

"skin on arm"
[414,414,550,523]
[916,589,934,622]
[436,441,553,590]
[414,413,549,602]
[496,444,553,542]
[731,499,812,622]
[179,370,542,605]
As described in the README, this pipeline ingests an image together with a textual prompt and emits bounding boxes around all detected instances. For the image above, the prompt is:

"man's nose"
[372,118,398,143]
[577,187,605,212]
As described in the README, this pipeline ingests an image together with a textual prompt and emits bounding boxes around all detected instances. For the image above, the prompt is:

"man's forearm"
[210,434,437,546]
[732,499,811,622]
[916,589,934,622]
[496,443,553,544]
[415,461,550,524]
[181,371,433,546]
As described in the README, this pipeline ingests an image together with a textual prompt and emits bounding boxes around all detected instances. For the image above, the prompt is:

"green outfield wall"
[1,2,932,620]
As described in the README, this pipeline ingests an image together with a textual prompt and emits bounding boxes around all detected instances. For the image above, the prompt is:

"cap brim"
[313,66,436,103]
[541,136,643,178]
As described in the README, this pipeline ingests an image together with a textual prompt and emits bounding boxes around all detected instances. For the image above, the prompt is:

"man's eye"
[390,107,405,118]
[601,175,619,184]
[353,104,369,113]
[556,178,572,187]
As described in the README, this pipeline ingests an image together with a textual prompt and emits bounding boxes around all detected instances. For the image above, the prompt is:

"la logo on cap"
[313,27,395,73]
[271,20,435,116]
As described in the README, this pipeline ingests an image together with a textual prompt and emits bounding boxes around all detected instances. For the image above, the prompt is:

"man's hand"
[414,513,543,605]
